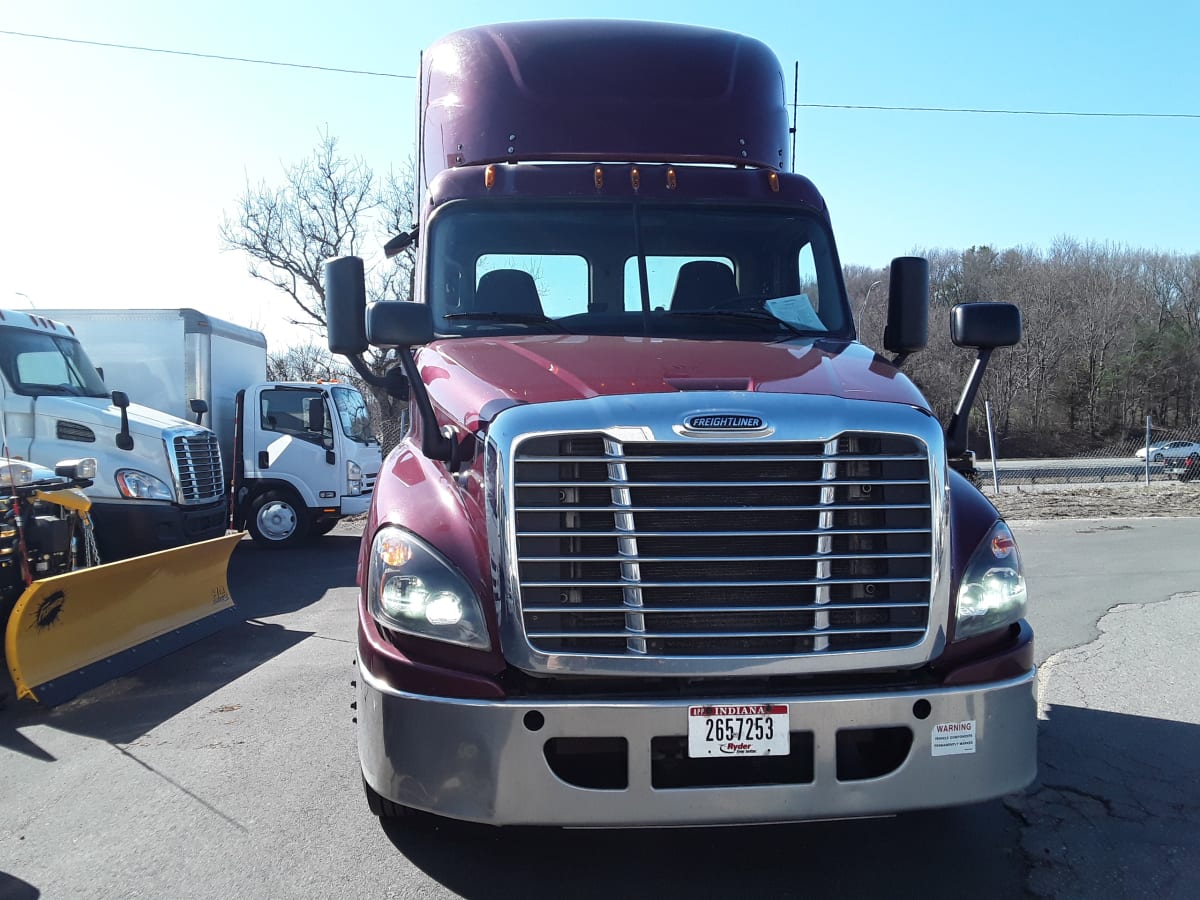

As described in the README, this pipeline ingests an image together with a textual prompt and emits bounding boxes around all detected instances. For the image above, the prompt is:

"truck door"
[249,386,336,504]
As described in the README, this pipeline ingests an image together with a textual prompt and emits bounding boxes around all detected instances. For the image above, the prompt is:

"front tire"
[363,773,417,821]
[247,490,310,548]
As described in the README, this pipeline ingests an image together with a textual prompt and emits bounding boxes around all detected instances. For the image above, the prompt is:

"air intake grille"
[171,431,224,504]
[56,421,96,443]
[513,433,932,659]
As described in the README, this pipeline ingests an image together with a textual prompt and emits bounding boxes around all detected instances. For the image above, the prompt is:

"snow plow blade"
[4,532,244,706]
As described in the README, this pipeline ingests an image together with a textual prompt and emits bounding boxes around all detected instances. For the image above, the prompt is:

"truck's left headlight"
[954,521,1027,641]
[115,469,174,501]
[347,459,363,496]
[367,526,491,650]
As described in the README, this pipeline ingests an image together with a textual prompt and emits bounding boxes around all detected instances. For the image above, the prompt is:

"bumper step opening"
[544,737,629,789]
[835,726,913,781]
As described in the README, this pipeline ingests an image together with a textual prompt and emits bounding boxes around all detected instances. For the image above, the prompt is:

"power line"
[2,28,1197,120]
[0,28,414,79]
[796,102,1200,120]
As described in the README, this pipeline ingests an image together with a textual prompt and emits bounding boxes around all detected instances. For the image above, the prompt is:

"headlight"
[0,461,35,487]
[367,526,491,650]
[955,521,1027,640]
[115,469,174,501]
[347,459,363,496]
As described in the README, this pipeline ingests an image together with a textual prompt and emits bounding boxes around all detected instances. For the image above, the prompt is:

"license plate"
[687,704,790,758]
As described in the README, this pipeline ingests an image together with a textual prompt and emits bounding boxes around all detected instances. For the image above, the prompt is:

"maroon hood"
[419,335,929,432]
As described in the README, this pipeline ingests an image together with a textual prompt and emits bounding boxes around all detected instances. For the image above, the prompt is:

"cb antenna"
[790,61,798,172]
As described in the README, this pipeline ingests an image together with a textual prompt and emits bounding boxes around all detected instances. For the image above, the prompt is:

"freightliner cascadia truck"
[324,20,1035,827]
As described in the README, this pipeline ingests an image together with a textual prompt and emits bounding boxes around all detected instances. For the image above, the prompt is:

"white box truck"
[41,308,383,547]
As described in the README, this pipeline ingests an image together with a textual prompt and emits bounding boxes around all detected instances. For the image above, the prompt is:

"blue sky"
[2,1,1197,349]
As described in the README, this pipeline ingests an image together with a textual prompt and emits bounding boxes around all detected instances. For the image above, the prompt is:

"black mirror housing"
[367,302,434,348]
[324,256,368,355]
[951,302,1022,349]
[883,257,929,356]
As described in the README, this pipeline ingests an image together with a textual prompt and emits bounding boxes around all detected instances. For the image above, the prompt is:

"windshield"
[331,385,375,444]
[427,201,850,341]
[0,330,109,398]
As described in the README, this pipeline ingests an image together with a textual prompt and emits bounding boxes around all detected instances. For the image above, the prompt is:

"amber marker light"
[594,166,604,189]
[484,164,496,189]
[377,531,414,567]
[768,171,780,192]
[630,167,641,191]
[666,168,677,190]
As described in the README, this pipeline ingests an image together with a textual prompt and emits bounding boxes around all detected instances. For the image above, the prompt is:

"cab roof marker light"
[768,171,780,192]
[666,167,677,190]
[484,164,496,189]
[630,167,641,191]
[594,166,604,190]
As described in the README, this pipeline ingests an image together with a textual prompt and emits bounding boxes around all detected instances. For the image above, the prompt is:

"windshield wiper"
[664,309,809,336]
[443,312,565,331]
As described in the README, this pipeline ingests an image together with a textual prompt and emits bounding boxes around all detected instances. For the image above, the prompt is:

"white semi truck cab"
[0,310,226,560]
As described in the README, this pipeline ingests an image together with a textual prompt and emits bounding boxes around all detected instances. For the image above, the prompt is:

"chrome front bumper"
[358,667,1037,827]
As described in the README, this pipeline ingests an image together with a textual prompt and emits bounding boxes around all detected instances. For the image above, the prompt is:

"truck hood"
[33,396,209,439]
[420,335,930,431]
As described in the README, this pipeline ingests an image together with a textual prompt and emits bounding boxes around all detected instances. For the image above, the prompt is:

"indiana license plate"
[687,704,790,757]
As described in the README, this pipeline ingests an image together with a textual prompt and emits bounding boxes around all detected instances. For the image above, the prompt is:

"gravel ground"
[986,480,1200,520]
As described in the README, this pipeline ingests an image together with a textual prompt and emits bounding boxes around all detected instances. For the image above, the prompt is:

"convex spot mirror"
[367,301,434,348]
[951,302,1022,349]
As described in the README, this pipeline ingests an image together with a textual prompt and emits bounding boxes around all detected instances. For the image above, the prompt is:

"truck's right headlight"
[367,526,491,650]
[347,459,363,496]
[115,469,174,501]
[954,521,1027,640]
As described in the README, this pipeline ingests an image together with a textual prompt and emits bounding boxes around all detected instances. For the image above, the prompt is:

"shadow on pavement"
[0,872,39,899]
[0,532,363,757]
[382,796,1023,899]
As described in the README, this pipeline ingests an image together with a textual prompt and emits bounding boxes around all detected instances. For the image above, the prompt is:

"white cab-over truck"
[41,308,382,547]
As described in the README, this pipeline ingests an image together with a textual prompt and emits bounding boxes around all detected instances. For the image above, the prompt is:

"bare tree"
[222,131,419,451]
[267,343,351,382]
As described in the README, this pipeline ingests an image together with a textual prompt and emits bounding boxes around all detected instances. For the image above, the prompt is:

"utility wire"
[796,102,1200,120]
[0,28,415,79]
[3,28,1198,120]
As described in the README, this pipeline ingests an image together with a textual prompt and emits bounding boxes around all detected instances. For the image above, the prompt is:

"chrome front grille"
[512,432,933,660]
[170,430,225,504]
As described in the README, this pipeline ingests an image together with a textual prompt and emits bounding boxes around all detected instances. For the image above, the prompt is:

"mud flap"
[4,532,244,706]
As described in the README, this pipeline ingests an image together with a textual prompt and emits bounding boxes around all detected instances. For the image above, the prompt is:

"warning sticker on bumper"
[931,720,976,756]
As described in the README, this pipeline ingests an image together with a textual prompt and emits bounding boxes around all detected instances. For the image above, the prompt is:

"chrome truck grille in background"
[511,431,933,662]
[168,429,225,504]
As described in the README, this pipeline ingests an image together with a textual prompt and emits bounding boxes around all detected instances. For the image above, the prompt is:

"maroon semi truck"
[325,20,1036,827]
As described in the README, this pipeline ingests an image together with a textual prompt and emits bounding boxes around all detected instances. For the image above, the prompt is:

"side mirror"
[367,301,434,348]
[324,256,368,355]
[882,257,929,362]
[951,302,1022,349]
[111,390,134,451]
[189,398,209,425]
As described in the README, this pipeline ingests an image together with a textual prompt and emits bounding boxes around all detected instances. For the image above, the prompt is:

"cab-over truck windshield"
[427,201,850,341]
[0,330,109,398]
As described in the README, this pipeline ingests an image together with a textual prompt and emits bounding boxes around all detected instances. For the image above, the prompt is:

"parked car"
[1135,440,1200,462]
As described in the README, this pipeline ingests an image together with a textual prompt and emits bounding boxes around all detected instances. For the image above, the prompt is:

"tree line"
[848,242,1200,457]
[225,135,1199,458]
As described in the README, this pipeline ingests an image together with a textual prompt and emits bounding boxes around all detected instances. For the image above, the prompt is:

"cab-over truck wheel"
[247,489,310,548]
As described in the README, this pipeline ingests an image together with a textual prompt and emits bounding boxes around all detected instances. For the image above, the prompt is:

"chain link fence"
[974,419,1200,489]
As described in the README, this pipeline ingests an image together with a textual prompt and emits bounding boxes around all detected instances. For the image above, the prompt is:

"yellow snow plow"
[1,458,243,706]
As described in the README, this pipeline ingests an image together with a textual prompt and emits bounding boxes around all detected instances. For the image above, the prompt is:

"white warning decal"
[931,720,976,756]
